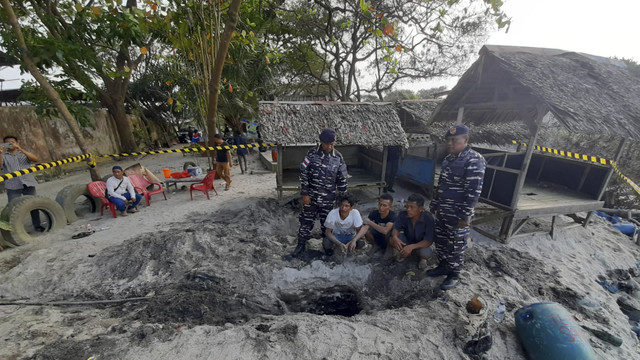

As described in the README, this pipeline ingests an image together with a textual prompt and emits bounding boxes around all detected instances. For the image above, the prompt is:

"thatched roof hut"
[430,45,640,142]
[395,99,441,134]
[259,101,409,148]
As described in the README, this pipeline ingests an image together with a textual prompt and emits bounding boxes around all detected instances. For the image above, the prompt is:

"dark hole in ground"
[279,285,361,317]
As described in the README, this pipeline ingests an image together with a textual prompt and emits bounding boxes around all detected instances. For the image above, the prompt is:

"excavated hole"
[279,285,361,317]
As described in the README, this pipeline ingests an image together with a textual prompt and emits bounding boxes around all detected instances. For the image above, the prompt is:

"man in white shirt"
[323,194,368,256]
[106,166,142,217]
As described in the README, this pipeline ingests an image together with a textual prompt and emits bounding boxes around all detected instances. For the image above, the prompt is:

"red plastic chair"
[190,171,218,200]
[87,181,117,218]
[127,173,167,206]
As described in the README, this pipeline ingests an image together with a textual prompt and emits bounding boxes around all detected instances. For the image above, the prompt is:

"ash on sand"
[4,199,640,359]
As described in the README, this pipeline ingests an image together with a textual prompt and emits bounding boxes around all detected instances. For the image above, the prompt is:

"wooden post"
[550,215,557,240]
[456,107,464,125]
[276,144,284,199]
[583,138,627,226]
[381,146,388,195]
[509,104,546,209]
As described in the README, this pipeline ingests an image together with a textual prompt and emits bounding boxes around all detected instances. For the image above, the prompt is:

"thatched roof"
[430,45,640,142]
[395,99,441,133]
[259,101,409,147]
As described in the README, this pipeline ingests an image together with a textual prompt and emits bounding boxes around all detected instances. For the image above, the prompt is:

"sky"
[408,0,640,91]
[2,0,640,92]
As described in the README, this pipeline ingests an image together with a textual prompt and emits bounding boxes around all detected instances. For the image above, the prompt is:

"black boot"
[440,273,460,290]
[292,242,306,257]
[426,264,450,277]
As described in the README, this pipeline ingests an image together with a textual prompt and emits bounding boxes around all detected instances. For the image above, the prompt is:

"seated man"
[323,194,368,255]
[106,166,142,217]
[390,193,435,269]
[363,193,396,255]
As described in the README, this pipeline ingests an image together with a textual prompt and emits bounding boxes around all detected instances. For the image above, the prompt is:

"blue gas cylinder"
[515,302,595,360]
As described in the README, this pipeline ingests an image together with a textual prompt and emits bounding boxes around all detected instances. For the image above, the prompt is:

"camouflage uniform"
[430,146,486,275]
[297,145,348,248]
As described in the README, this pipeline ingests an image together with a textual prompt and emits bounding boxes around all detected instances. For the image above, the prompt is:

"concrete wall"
[0,106,120,162]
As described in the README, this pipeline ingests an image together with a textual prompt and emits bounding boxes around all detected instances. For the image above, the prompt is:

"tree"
[0,0,157,152]
[383,88,416,101]
[1,0,100,180]
[272,0,509,100]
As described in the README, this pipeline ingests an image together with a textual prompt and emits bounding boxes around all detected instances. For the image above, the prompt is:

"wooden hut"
[429,45,640,241]
[259,101,409,199]
[393,99,442,192]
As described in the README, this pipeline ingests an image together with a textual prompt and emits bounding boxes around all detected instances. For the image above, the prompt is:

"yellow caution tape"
[611,162,640,196]
[511,140,640,196]
[408,136,430,140]
[0,143,276,183]
[510,140,612,165]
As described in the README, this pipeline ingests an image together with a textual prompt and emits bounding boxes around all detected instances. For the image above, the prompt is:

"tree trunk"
[2,0,100,181]
[205,0,243,148]
[100,93,138,153]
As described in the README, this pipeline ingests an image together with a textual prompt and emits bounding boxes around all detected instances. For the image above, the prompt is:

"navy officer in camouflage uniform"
[428,125,486,290]
[291,128,348,258]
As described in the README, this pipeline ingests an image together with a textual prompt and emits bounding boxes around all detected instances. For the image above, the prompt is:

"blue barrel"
[612,222,636,236]
[515,302,595,360]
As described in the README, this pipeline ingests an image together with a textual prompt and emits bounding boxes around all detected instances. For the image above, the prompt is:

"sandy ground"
[1,148,640,359]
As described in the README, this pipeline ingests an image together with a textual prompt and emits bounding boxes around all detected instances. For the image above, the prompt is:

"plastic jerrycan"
[515,302,596,360]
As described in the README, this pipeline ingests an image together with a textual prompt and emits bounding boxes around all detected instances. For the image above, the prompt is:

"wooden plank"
[550,216,557,240]
[277,144,284,199]
[509,103,546,209]
[510,218,529,237]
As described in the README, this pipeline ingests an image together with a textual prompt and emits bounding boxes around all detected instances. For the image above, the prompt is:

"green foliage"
[18,80,96,128]
[616,57,640,79]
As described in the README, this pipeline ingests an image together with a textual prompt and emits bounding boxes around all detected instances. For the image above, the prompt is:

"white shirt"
[324,209,363,237]
[106,176,136,200]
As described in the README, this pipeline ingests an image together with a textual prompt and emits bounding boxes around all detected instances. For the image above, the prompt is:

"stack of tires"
[0,184,99,248]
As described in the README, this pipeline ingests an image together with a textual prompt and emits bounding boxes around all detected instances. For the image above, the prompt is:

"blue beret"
[445,125,469,138]
[319,128,336,143]
[112,165,123,171]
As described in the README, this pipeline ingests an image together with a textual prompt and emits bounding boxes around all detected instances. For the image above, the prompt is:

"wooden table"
[164,175,205,190]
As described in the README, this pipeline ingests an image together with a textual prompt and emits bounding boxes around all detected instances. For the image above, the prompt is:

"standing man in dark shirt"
[0,135,44,231]
[428,125,486,290]
[384,145,403,193]
[363,193,396,254]
[291,128,348,258]
[234,130,249,174]
[390,193,435,269]
[213,134,232,191]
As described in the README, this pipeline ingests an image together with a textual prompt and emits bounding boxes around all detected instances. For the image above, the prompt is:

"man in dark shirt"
[213,134,232,191]
[234,130,249,174]
[384,145,403,193]
[363,193,396,254]
[0,135,44,231]
[390,193,435,269]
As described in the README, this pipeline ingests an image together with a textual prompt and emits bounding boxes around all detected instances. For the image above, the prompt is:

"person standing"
[0,136,43,231]
[291,128,348,257]
[234,130,249,174]
[428,125,486,290]
[106,166,142,217]
[384,145,403,193]
[213,134,232,191]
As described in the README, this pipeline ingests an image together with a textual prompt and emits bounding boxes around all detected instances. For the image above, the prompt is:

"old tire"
[55,184,98,223]
[0,195,67,246]
[183,161,197,170]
